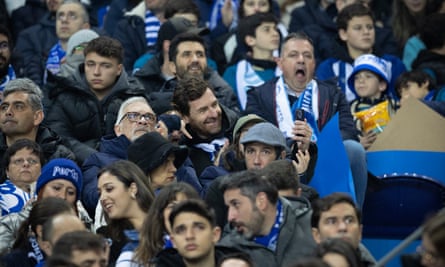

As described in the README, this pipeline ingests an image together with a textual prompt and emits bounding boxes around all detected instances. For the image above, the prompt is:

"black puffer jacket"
[0,126,76,184]
[44,64,146,163]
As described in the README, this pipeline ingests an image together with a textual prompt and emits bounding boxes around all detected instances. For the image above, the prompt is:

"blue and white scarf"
[46,42,66,76]
[254,199,283,251]
[145,10,161,47]
[194,137,227,162]
[28,236,45,264]
[0,64,16,98]
[209,0,238,30]
[236,59,281,110]
[275,77,319,142]
[0,180,30,216]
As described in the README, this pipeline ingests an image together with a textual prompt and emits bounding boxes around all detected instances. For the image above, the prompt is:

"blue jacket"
[245,77,359,141]
[82,134,131,217]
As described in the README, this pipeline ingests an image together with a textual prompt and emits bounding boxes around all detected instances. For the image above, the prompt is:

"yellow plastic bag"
[354,100,391,133]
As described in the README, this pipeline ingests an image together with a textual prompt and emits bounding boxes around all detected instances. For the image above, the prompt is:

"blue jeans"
[343,140,368,209]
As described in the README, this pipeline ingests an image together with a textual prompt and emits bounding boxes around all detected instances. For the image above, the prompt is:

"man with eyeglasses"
[311,193,376,267]
[0,25,16,100]
[45,36,146,165]
[0,78,75,184]
[81,96,164,218]
[44,0,91,83]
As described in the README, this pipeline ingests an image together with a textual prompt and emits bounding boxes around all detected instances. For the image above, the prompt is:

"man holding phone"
[245,32,367,208]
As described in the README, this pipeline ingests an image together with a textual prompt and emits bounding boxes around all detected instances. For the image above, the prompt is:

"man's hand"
[155,121,168,139]
[291,120,312,151]
[214,139,230,166]
[221,0,234,27]
[292,149,310,175]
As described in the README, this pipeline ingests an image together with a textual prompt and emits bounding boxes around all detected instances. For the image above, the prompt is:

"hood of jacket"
[98,134,131,159]
[125,1,146,19]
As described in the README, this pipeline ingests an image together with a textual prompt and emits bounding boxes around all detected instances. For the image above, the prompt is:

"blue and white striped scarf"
[145,10,161,47]
[275,77,319,142]
[235,59,281,110]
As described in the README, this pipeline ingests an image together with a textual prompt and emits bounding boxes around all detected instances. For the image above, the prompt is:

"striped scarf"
[145,10,161,47]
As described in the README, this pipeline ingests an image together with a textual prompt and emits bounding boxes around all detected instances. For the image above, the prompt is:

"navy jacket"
[13,13,58,85]
[245,78,359,141]
[113,8,150,71]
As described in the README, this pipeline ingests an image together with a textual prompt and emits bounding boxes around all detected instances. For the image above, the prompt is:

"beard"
[176,64,209,80]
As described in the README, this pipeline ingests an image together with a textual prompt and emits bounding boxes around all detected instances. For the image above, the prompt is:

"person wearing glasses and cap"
[45,36,146,164]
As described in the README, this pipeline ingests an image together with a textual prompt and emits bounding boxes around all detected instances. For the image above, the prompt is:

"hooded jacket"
[44,64,146,163]
[218,197,316,267]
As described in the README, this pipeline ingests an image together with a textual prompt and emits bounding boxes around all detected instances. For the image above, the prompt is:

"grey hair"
[4,78,44,111]
[115,97,152,125]
[60,0,90,23]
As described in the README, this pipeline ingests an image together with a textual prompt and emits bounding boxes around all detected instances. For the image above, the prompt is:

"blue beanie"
[36,158,83,200]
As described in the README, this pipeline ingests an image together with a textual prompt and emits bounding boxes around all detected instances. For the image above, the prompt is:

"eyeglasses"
[0,41,9,51]
[417,245,443,265]
[56,11,79,21]
[119,112,156,123]
[11,158,40,166]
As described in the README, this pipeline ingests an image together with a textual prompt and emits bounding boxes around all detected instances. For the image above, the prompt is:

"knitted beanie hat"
[67,29,99,56]
[36,158,83,200]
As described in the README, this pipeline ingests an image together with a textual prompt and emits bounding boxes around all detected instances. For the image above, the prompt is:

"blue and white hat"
[36,158,82,200]
[347,54,390,91]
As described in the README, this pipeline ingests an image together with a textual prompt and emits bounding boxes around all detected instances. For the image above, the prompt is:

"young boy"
[316,3,405,103]
[155,199,232,267]
[347,54,396,150]
[222,12,281,110]
[396,70,445,107]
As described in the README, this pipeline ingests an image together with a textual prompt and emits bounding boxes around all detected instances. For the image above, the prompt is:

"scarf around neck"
[275,77,319,141]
